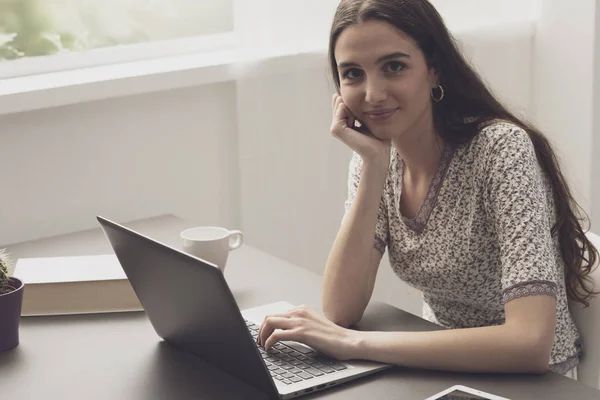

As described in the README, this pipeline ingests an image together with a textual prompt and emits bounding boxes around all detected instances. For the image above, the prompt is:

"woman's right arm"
[322,94,391,327]
[322,162,387,327]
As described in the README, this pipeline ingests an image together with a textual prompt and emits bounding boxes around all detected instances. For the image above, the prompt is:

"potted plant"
[0,248,24,351]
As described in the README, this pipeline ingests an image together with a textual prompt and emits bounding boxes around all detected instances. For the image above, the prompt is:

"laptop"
[97,216,390,399]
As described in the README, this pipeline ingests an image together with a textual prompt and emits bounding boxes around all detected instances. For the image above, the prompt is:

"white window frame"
[0,32,236,80]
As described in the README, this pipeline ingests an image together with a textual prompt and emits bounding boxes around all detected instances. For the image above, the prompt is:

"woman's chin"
[369,129,392,140]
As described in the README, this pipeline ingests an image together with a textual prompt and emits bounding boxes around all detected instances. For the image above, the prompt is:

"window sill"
[0,44,331,116]
[0,19,535,116]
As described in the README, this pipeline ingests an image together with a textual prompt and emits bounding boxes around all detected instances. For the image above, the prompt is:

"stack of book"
[13,254,143,316]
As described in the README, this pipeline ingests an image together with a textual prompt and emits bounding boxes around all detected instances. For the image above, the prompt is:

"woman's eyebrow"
[338,52,410,68]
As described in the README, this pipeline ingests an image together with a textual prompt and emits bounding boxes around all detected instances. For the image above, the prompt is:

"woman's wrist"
[361,159,390,181]
[343,329,369,360]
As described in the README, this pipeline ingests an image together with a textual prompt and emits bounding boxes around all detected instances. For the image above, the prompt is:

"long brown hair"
[329,0,599,306]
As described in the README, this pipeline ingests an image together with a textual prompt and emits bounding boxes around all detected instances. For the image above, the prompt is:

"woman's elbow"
[521,336,553,374]
[526,354,551,374]
[323,309,361,328]
[326,314,358,328]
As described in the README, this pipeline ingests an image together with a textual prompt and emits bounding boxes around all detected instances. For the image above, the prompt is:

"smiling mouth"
[365,108,399,121]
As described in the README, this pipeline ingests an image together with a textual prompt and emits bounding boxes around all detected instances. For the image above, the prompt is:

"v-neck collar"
[396,144,455,234]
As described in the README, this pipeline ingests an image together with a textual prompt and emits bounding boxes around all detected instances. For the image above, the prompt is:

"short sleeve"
[343,152,389,254]
[483,126,558,304]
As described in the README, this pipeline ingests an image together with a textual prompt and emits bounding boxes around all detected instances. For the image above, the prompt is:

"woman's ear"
[426,53,439,86]
[428,66,439,88]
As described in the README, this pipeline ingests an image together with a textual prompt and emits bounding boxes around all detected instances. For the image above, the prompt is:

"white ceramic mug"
[181,227,243,272]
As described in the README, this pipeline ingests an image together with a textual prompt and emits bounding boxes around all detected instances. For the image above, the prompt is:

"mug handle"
[228,230,244,250]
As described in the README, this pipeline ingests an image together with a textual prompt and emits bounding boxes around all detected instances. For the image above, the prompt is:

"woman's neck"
[392,116,445,182]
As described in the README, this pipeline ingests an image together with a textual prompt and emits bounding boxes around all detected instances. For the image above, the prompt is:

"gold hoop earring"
[431,84,444,102]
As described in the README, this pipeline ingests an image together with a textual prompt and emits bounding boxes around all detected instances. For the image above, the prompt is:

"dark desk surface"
[2,215,599,400]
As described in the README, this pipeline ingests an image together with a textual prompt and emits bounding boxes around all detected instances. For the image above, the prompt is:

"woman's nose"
[364,78,388,104]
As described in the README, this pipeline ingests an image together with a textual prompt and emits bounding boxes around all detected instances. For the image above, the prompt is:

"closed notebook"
[13,254,143,316]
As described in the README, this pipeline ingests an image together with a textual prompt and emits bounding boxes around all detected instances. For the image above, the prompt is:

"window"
[0,0,234,77]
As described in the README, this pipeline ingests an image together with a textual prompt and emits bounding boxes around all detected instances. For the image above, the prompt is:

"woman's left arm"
[257,295,556,374]
[352,295,556,373]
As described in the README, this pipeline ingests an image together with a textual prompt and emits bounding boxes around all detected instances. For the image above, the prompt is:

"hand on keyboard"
[245,320,348,386]
[255,305,361,361]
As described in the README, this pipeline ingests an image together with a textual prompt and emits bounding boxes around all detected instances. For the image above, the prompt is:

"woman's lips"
[365,108,399,121]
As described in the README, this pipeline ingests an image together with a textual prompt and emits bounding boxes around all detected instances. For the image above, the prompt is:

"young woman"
[257,0,598,376]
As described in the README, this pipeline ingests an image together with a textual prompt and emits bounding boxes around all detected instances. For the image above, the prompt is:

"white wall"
[593,2,600,227]
[431,0,539,30]
[531,0,596,220]
[232,0,541,52]
[233,0,339,52]
[0,82,241,245]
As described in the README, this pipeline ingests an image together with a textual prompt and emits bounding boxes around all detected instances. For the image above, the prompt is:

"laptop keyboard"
[245,320,348,385]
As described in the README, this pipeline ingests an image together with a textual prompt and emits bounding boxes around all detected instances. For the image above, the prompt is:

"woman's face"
[334,20,438,141]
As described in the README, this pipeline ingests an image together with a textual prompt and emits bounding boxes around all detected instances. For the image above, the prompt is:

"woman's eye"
[385,61,405,73]
[342,68,363,80]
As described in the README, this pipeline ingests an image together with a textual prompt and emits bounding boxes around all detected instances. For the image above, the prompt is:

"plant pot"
[0,277,24,352]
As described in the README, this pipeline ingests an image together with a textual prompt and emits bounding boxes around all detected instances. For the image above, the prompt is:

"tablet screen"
[437,390,490,399]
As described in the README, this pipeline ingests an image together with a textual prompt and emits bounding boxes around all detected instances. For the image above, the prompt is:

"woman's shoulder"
[460,119,534,161]
[449,119,540,186]
[476,119,529,145]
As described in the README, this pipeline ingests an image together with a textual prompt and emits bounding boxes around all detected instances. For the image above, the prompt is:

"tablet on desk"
[425,385,510,400]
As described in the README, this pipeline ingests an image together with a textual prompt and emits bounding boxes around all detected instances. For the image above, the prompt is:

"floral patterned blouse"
[344,121,581,373]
